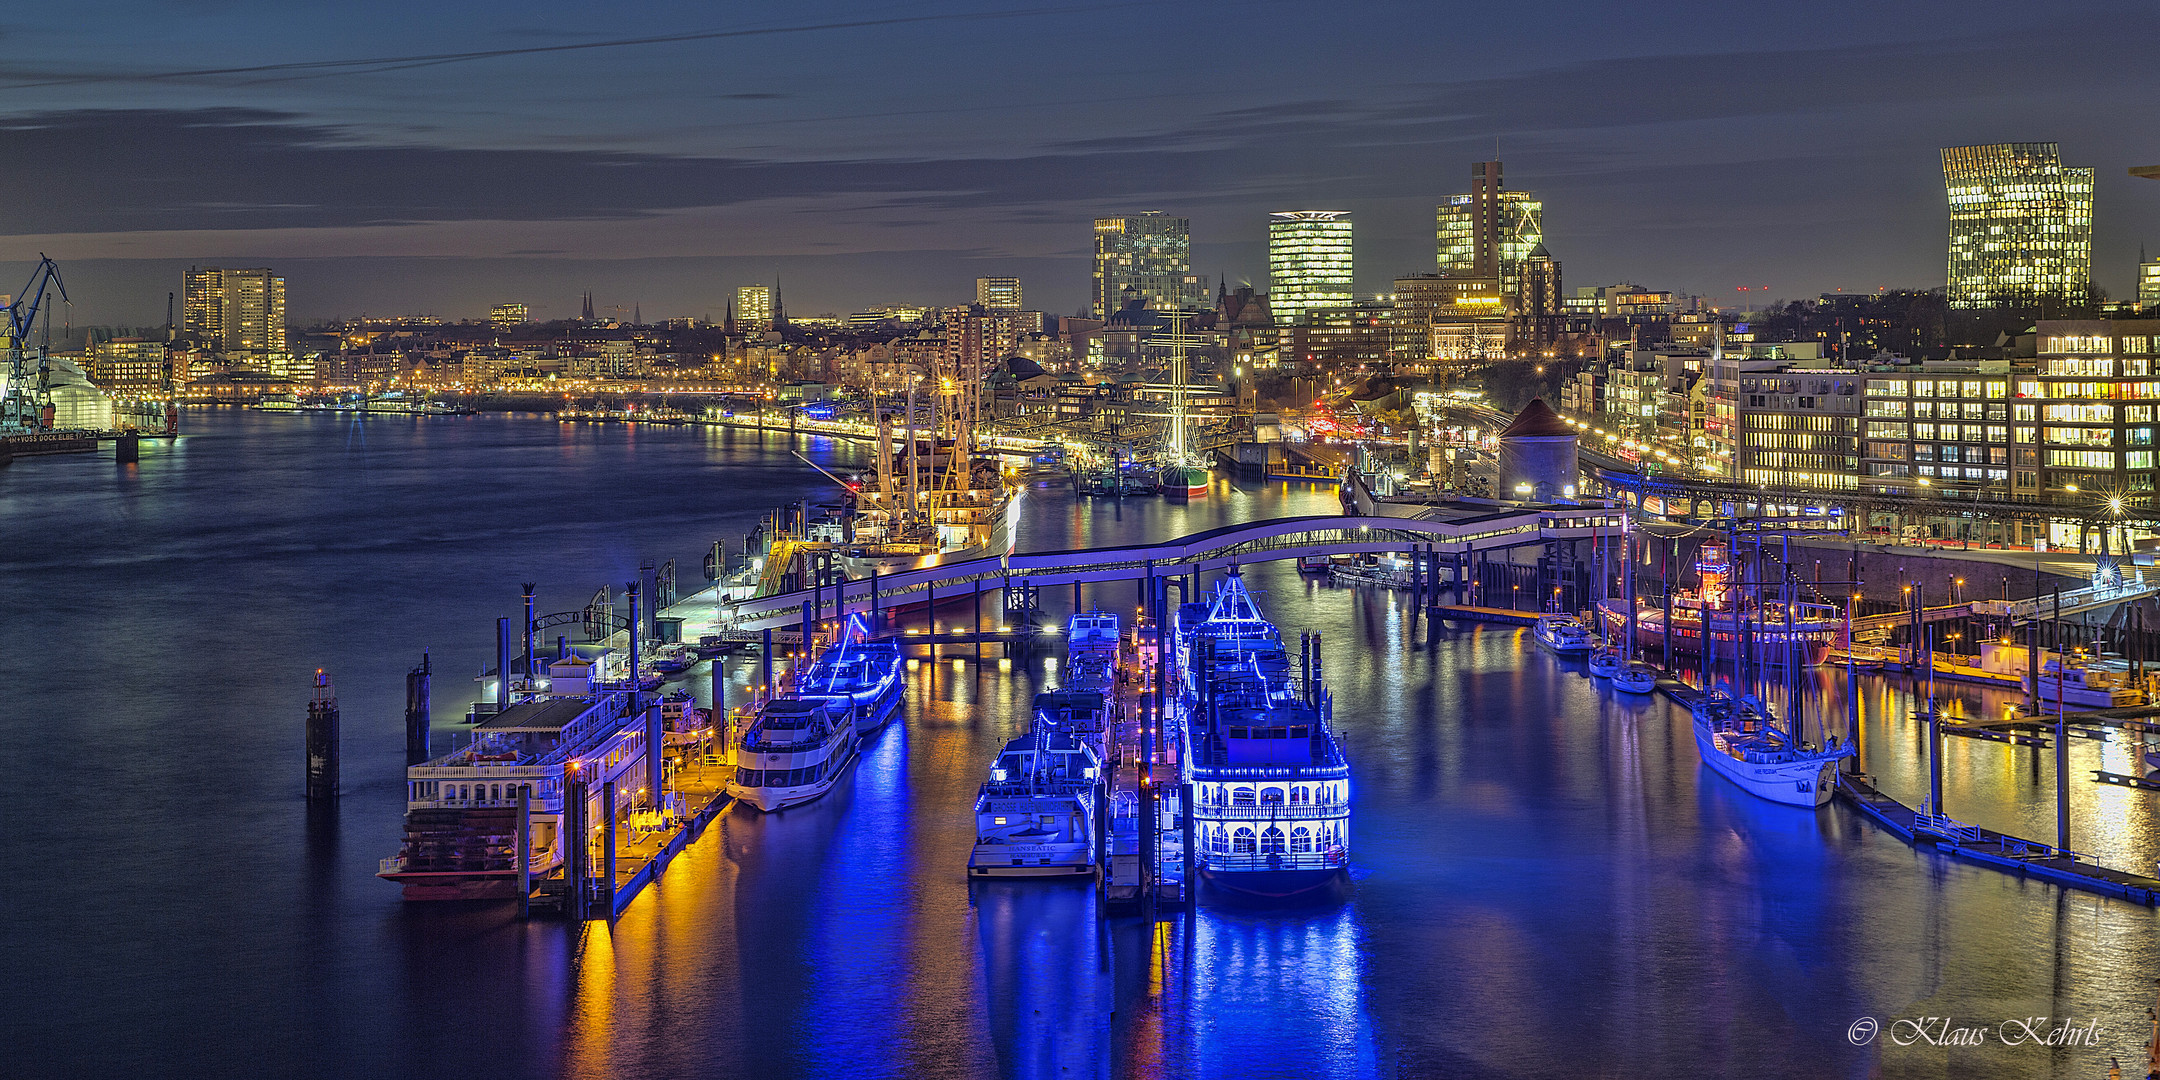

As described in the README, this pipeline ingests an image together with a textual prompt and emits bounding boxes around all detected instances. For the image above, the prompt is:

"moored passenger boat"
[795,614,905,734]
[1690,691,1851,808]
[966,726,1103,877]
[1180,571,1350,900]
[1533,614,1595,656]
[379,691,647,900]
[726,697,860,812]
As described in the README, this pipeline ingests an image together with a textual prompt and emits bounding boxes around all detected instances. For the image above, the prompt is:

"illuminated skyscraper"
[735,285,773,333]
[489,303,527,332]
[1436,161,1543,303]
[1941,142,2093,308]
[975,277,1022,310]
[181,266,285,368]
[2141,257,2160,313]
[1267,211,1353,326]
[1092,213,1204,318]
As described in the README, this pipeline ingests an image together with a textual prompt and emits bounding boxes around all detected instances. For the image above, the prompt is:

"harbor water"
[1,410,2154,1079]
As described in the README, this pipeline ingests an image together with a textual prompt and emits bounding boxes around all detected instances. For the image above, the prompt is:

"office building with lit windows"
[1437,161,1544,306]
[182,266,286,369]
[735,285,774,333]
[1267,211,1352,326]
[1857,359,2017,501]
[2140,258,2160,313]
[975,277,1022,311]
[2028,319,2160,509]
[1092,213,1205,318]
[1941,142,2093,308]
[489,303,527,332]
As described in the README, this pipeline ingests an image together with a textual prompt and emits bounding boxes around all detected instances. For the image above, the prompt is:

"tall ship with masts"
[840,369,1019,577]
[1597,540,1842,666]
[1154,311,1212,500]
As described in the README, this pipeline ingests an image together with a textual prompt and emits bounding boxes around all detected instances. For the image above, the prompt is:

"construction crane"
[1,255,69,434]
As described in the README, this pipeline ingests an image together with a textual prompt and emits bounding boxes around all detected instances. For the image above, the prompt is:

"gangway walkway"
[721,508,1621,631]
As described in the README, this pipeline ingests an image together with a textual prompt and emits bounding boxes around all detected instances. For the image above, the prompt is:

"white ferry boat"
[1181,572,1350,900]
[966,727,1104,877]
[795,614,905,734]
[1690,691,1851,808]
[726,697,860,811]
[379,691,647,900]
[1533,615,1595,656]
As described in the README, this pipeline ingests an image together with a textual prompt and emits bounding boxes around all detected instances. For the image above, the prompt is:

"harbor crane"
[1,255,70,434]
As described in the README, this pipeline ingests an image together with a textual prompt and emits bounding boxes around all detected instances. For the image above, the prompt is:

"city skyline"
[2,1,2157,324]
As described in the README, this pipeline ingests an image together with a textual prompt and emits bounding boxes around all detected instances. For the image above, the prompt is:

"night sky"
[2,0,2156,324]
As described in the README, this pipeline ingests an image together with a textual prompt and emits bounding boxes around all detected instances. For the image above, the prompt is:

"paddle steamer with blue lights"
[1177,570,1350,900]
[795,614,905,735]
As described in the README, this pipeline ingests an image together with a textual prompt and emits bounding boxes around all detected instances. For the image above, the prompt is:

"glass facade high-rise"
[1942,142,2093,308]
[735,285,773,333]
[975,277,1022,310]
[1267,211,1353,326]
[489,303,527,332]
[2141,258,2160,313]
[1436,161,1543,301]
[1092,213,1204,318]
[181,266,286,369]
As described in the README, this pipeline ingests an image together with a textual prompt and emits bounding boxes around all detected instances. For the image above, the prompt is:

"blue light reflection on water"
[1,416,2155,1079]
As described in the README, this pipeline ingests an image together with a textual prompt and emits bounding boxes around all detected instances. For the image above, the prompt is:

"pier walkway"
[722,509,1621,631]
[1641,668,2160,906]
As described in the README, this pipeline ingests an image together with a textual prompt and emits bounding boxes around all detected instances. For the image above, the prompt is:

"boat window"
[736,768,762,787]
[1290,786,1309,804]
[1260,788,1284,806]
[993,817,1007,826]
[1209,827,1227,853]
[1227,727,1248,739]
[1260,827,1286,855]
[1288,726,1308,739]
[1231,787,1256,807]
[1232,828,1256,854]
[1291,827,1313,853]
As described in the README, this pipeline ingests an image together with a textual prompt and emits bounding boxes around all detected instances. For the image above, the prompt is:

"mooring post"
[974,577,983,661]
[495,616,513,713]
[868,569,880,632]
[2054,588,2070,854]
[522,583,538,685]
[305,670,339,802]
[517,786,532,920]
[566,774,588,922]
[760,628,773,696]
[405,653,432,766]
[602,779,618,919]
[646,699,664,799]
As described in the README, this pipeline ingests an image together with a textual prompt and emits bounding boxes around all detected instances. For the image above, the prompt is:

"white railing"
[1196,803,1350,821]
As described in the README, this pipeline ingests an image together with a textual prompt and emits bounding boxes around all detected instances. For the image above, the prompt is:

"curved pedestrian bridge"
[724,504,1623,631]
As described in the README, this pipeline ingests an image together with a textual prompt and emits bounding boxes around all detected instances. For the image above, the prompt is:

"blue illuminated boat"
[795,613,905,735]
[1179,570,1350,900]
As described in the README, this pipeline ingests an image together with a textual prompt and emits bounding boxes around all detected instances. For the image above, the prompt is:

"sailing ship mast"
[1166,310,1191,466]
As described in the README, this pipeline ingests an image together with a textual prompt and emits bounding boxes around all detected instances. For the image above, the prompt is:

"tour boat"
[795,614,905,734]
[658,690,713,748]
[966,726,1104,877]
[726,697,860,812]
[1181,571,1351,900]
[1690,691,1851,808]
[1587,648,1625,678]
[2022,655,2151,709]
[380,691,647,900]
[1611,665,1658,695]
[1533,615,1595,656]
